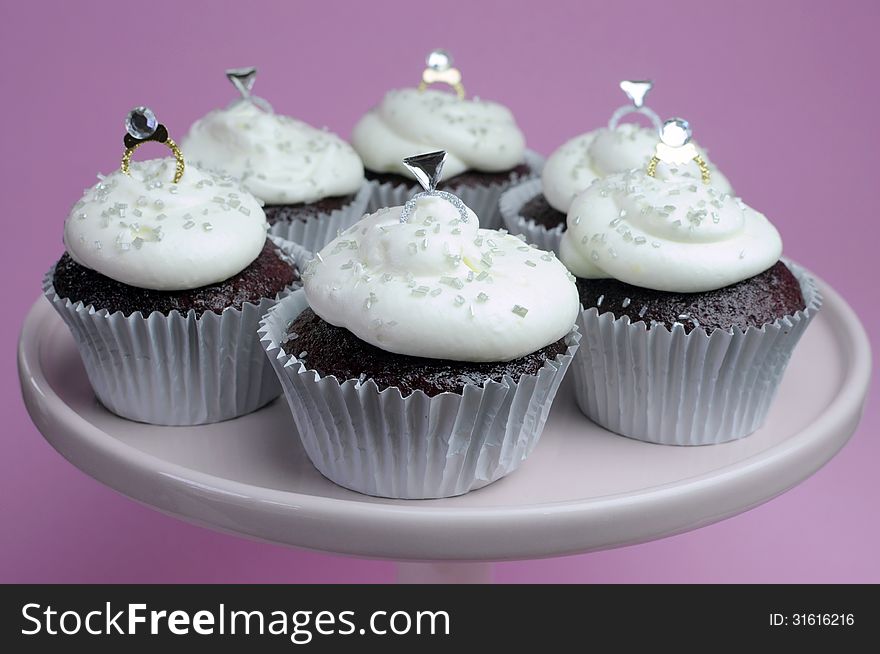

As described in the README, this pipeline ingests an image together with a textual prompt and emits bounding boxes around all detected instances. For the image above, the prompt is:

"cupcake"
[558,119,820,446]
[500,80,732,253]
[351,49,542,228]
[260,151,580,498]
[45,107,308,425]
[181,67,369,250]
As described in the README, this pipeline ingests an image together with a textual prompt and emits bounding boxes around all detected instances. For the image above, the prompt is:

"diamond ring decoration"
[121,107,185,183]
[226,66,274,113]
[417,49,465,99]
[608,79,662,131]
[646,117,711,184]
[398,150,470,224]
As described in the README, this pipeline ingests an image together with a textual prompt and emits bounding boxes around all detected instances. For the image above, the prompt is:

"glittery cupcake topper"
[399,151,470,223]
[647,117,711,184]
[121,106,185,183]
[226,66,274,112]
[608,80,662,131]
[418,49,465,99]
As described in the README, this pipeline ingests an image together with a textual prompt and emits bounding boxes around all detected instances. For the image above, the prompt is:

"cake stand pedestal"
[17,271,871,583]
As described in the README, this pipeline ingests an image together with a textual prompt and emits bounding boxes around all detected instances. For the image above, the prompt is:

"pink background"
[2,0,877,582]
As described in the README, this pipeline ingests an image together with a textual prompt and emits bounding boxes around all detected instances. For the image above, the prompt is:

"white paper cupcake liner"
[259,288,580,499]
[499,178,566,255]
[570,261,822,446]
[43,236,313,426]
[268,183,371,251]
[365,149,545,230]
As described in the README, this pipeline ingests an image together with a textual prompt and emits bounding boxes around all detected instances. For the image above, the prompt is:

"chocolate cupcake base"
[44,237,311,426]
[570,260,821,446]
[499,178,566,255]
[53,239,298,318]
[264,194,358,224]
[260,289,580,499]
[520,194,567,230]
[267,183,371,252]
[284,308,567,397]
[576,261,806,334]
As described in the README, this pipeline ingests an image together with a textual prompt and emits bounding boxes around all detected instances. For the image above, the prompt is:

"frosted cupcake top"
[542,123,733,213]
[63,159,268,291]
[181,101,364,205]
[351,88,526,179]
[559,167,781,293]
[301,194,578,362]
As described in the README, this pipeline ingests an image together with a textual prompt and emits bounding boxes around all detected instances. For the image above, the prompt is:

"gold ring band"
[647,153,710,184]
[121,137,185,183]
[418,80,465,100]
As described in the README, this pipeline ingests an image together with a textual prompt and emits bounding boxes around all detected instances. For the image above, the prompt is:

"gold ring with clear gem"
[646,117,710,184]
[121,107,185,183]
[418,49,465,100]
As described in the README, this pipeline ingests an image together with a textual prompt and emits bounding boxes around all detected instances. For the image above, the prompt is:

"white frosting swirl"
[181,101,364,205]
[559,167,781,292]
[351,88,526,178]
[543,123,733,213]
[63,159,268,291]
[302,195,578,362]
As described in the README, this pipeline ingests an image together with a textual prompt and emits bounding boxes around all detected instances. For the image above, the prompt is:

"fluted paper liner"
[268,183,371,251]
[364,149,545,230]
[570,261,822,445]
[259,288,580,499]
[43,237,314,426]
[500,178,565,255]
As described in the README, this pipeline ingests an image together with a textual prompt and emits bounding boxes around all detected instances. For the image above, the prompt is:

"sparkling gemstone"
[660,118,692,148]
[619,80,653,108]
[226,66,257,97]
[403,150,446,191]
[125,107,158,140]
[426,49,452,71]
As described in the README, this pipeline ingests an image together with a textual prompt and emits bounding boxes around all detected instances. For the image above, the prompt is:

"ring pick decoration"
[646,117,711,184]
[121,107,185,183]
[418,49,465,99]
[398,150,470,224]
[226,66,274,112]
[608,79,662,131]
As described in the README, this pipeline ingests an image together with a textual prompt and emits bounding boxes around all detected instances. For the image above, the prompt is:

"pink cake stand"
[18,268,871,583]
